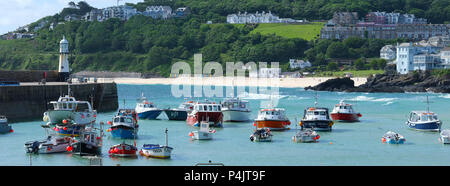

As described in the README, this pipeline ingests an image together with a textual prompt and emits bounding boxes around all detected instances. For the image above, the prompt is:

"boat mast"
[165,128,168,147]
[314,91,318,107]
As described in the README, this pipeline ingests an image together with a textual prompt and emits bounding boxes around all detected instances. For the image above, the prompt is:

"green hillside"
[250,22,324,40]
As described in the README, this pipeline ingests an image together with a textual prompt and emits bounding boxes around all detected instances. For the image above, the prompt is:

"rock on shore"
[305,71,450,93]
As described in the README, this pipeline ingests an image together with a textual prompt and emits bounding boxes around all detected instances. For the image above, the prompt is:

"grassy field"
[250,22,325,40]
[309,70,385,77]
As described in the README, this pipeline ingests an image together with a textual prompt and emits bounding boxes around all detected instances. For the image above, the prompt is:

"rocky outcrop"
[305,71,450,93]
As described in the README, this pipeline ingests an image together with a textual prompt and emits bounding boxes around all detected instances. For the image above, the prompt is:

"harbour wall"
[0,70,59,82]
[0,83,118,122]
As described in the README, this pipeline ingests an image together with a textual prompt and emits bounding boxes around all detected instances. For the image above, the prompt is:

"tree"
[377,59,387,70]
[327,62,338,71]
[369,59,379,69]
[354,58,366,70]
[326,42,349,59]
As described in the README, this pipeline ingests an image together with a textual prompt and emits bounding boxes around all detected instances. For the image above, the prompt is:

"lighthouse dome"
[60,36,68,44]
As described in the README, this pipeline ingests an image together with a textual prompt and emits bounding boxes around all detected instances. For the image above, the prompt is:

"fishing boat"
[135,93,163,120]
[51,119,86,137]
[67,124,103,156]
[25,135,74,154]
[253,108,290,131]
[300,107,333,131]
[406,111,442,131]
[109,142,138,157]
[330,100,362,122]
[439,129,450,144]
[292,129,320,143]
[0,115,12,134]
[139,128,173,159]
[43,89,97,126]
[163,100,194,121]
[221,97,251,122]
[249,128,272,142]
[186,100,223,127]
[381,131,406,144]
[189,121,216,140]
[108,109,139,139]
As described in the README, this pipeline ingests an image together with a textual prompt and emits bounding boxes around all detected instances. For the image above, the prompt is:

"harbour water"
[1,84,450,166]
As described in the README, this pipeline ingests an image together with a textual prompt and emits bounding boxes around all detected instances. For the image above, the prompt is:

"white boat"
[43,94,97,125]
[135,93,163,120]
[440,129,450,144]
[189,121,216,140]
[406,96,442,131]
[221,97,251,122]
[330,100,362,122]
[139,128,173,159]
[0,115,12,134]
[292,129,320,143]
[249,128,272,142]
[25,135,74,154]
[382,131,406,144]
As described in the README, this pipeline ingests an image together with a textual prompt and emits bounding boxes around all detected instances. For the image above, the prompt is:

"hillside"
[250,22,324,40]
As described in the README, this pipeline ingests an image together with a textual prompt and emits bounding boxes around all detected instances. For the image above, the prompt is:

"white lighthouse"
[58,35,70,81]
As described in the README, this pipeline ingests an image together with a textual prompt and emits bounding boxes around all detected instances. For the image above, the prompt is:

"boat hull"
[46,110,96,125]
[0,124,12,134]
[55,125,85,137]
[300,120,333,131]
[71,142,102,156]
[440,137,450,144]
[137,110,162,120]
[330,113,360,122]
[140,146,173,159]
[255,120,290,131]
[192,131,213,140]
[406,121,441,131]
[292,135,318,143]
[110,127,138,139]
[109,144,137,157]
[383,138,406,144]
[187,112,223,127]
[222,110,250,122]
[164,110,188,121]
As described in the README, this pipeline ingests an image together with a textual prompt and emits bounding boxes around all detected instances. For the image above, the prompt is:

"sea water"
[1,84,450,166]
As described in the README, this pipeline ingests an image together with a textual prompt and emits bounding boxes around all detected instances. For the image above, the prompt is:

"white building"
[258,68,281,78]
[380,45,396,62]
[145,6,172,19]
[99,5,137,21]
[396,42,444,74]
[227,11,282,24]
[289,59,311,69]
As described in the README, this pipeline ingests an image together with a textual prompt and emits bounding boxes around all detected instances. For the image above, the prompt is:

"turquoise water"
[1,84,450,166]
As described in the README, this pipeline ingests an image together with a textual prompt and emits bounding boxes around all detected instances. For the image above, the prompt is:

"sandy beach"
[98,77,367,88]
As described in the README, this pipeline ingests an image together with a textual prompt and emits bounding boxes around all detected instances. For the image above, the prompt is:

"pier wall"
[0,70,59,82]
[0,83,118,122]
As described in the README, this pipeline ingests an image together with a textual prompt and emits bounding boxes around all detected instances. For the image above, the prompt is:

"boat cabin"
[50,95,93,112]
[303,107,330,121]
[332,101,355,114]
[222,98,249,111]
[257,108,287,120]
[193,103,222,112]
[178,101,194,111]
[80,130,100,145]
[0,116,7,124]
[113,115,135,127]
[408,111,439,123]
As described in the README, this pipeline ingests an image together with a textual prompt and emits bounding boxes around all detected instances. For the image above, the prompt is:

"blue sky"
[0,0,143,34]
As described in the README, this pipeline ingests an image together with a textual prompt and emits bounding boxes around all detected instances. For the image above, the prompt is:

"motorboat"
[330,100,362,122]
[139,128,173,159]
[300,107,333,131]
[186,100,223,127]
[382,131,406,144]
[108,109,139,139]
[292,129,320,143]
[406,96,442,131]
[221,97,251,122]
[135,93,163,120]
[43,92,97,126]
[189,121,216,140]
[163,99,194,121]
[0,115,12,134]
[253,108,290,131]
[249,128,272,142]
[25,135,74,154]
[109,142,138,157]
[439,129,450,144]
[68,125,104,156]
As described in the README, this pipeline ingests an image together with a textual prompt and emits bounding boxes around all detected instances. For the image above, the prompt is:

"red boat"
[330,100,362,122]
[186,101,223,127]
[108,142,137,157]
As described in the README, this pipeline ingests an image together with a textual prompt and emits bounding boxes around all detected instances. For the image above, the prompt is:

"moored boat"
[0,115,12,134]
[163,100,194,121]
[406,111,442,131]
[67,124,104,156]
[139,128,173,159]
[189,121,216,140]
[107,109,139,139]
[221,97,251,122]
[300,107,333,131]
[292,129,320,143]
[25,135,74,154]
[186,100,223,127]
[109,142,138,157]
[135,93,163,120]
[249,128,272,142]
[330,100,362,122]
[439,129,450,144]
[382,131,406,144]
[43,92,97,125]
[52,120,86,137]
[254,108,290,131]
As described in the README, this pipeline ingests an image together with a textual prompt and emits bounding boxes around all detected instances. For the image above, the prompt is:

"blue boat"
[108,109,138,139]
[135,93,163,120]
[54,123,86,137]
[406,111,442,131]
[382,131,406,144]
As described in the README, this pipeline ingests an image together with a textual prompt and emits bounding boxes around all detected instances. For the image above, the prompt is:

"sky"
[0,0,144,34]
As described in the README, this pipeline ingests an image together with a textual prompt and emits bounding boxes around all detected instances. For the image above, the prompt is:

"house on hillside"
[380,45,396,62]
[289,59,311,69]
